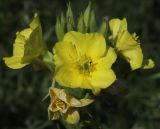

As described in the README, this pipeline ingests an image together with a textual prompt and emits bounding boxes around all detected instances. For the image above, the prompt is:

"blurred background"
[0,0,160,129]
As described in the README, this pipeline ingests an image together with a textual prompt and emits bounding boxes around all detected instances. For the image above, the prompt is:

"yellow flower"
[53,31,117,93]
[109,18,154,70]
[3,13,46,69]
[48,87,93,124]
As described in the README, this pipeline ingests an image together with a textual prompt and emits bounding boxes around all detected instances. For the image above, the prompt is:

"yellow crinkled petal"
[13,29,32,56]
[109,18,127,40]
[142,59,155,69]
[64,109,80,124]
[19,28,32,40]
[3,57,29,69]
[63,31,106,59]
[53,41,78,67]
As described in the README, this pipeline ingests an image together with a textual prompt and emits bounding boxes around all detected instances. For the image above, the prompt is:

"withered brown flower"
[48,87,93,124]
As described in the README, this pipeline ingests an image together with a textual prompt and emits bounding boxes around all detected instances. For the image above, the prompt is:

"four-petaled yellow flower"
[109,18,154,70]
[3,13,46,69]
[48,87,93,124]
[53,31,117,93]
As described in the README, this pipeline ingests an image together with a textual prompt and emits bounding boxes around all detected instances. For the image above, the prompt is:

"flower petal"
[3,57,29,69]
[55,66,84,88]
[89,67,116,90]
[109,18,127,40]
[3,13,46,69]
[19,28,32,40]
[48,102,59,113]
[63,31,106,59]
[53,41,78,67]
[49,87,69,104]
[87,47,117,92]
[49,87,59,100]
[116,31,138,50]
[29,13,40,29]
[121,45,143,70]
[22,24,45,63]
[95,47,117,68]
[142,59,155,69]
[116,31,143,70]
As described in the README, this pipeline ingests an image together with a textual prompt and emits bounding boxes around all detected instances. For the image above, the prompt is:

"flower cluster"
[3,3,154,125]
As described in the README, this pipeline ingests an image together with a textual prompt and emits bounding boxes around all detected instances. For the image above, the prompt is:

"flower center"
[76,56,96,75]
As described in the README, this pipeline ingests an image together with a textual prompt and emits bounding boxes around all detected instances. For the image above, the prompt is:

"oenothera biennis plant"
[3,3,155,128]
[3,14,47,69]
[109,18,154,70]
[53,31,117,94]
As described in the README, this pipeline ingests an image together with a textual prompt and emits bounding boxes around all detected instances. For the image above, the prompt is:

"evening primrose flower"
[53,31,117,93]
[3,13,46,69]
[109,18,154,70]
[48,87,93,124]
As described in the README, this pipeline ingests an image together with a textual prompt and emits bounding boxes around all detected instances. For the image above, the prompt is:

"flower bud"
[66,3,74,31]
[83,2,91,31]
[89,10,96,32]
[55,17,65,41]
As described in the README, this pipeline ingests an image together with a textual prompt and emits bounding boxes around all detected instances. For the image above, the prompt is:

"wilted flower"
[48,87,93,124]
[3,13,46,69]
[53,31,117,93]
[109,18,154,70]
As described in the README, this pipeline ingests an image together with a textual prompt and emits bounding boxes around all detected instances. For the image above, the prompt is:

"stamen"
[76,56,96,75]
